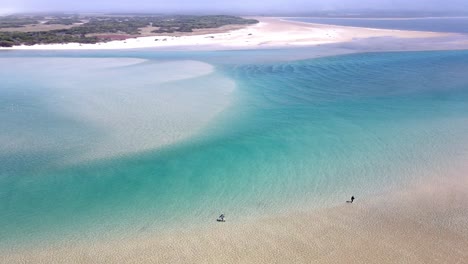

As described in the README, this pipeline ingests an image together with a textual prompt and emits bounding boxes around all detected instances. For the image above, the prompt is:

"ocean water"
[1,49,468,248]
[288,17,468,33]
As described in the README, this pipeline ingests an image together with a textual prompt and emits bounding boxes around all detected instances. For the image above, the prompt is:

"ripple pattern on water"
[1,50,468,247]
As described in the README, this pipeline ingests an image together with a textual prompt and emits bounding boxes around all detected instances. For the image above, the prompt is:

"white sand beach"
[0,17,459,50]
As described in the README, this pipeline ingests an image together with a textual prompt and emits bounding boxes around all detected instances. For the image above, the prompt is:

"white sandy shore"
[3,165,467,263]
[0,17,458,51]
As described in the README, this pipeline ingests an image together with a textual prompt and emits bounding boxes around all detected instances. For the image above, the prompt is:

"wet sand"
[3,165,467,263]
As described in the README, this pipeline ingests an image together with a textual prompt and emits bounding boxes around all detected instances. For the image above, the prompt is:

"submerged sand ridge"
[0,58,235,162]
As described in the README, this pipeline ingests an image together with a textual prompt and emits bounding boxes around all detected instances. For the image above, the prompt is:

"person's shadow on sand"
[346,196,355,203]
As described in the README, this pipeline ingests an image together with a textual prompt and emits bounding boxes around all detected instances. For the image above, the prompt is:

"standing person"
[217,214,225,222]
[351,196,355,203]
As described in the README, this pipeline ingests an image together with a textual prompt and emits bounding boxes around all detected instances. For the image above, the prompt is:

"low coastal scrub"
[149,15,258,33]
[0,31,99,46]
[0,14,258,46]
[0,16,41,28]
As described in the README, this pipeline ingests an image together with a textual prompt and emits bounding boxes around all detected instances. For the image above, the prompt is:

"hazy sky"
[1,0,468,14]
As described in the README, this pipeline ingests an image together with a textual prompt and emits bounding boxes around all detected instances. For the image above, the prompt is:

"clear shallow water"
[288,17,468,33]
[1,49,468,247]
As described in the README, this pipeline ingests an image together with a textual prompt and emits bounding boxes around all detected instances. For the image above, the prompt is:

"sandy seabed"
[3,167,467,263]
[2,17,468,264]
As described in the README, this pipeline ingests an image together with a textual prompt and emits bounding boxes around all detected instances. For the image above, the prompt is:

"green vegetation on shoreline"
[0,14,258,47]
[0,16,42,28]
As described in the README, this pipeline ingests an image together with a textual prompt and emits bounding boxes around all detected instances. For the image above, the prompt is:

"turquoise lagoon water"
[1,49,468,247]
[288,17,468,33]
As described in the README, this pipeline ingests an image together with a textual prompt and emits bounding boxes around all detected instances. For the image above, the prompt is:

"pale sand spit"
[0,17,457,51]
